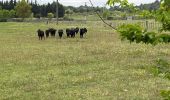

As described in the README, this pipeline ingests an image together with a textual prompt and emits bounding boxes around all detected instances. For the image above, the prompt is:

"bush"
[117,24,170,45]
[0,18,7,22]
[117,24,157,44]
[157,34,170,43]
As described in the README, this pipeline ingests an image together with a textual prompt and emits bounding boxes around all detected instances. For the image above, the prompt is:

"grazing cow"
[66,28,71,38]
[37,29,45,40]
[80,28,87,38]
[49,28,57,37]
[58,29,64,39]
[45,29,50,38]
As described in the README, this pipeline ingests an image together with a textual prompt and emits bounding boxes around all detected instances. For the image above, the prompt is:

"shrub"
[157,34,170,43]
[0,18,7,22]
[117,24,170,45]
[117,24,157,44]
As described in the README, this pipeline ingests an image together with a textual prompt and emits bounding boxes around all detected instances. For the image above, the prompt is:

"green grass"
[0,22,170,100]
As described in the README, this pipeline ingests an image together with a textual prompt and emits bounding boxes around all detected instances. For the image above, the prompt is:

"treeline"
[0,0,65,18]
[0,0,160,19]
[109,0,160,12]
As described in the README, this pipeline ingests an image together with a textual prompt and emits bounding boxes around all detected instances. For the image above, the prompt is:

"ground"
[0,21,169,100]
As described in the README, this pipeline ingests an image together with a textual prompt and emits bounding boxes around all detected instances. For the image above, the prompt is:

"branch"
[88,0,117,30]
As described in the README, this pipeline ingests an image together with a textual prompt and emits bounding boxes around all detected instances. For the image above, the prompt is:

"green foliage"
[160,90,170,100]
[2,10,10,18]
[142,31,157,44]
[118,24,170,45]
[151,59,170,79]
[140,10,153,19]
[117,24,157,44]
[156,0,170,31]
[65,9,73,15]
[118,24,142,43]
[157,34,170,43]
[15,0,32,19]
[0,10,2,18]
[47,13,54,19]
[107,0,129,7]
[0,9,16,19]
[9,10,16,18]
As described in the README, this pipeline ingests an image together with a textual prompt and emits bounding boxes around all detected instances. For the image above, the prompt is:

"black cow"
[75,27,79,34]
[45,29,50,38]
[58,29,64,39]
[49,28,57,37]
[66,28,71,38]
[37,29,45,40]
[80,28,87,38]
[70,28,76,38]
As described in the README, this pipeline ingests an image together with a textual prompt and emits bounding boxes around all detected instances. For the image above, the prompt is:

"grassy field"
[0,21,170,100]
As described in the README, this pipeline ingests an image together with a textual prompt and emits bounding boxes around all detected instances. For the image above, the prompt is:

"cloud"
[57,0,156,7]
[2,0,157,7]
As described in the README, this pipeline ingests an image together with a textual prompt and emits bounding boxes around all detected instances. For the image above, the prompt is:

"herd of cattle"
[37,27,88,40]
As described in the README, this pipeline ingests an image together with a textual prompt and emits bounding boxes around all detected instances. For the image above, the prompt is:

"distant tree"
[15,0,32,19]
[9,10,16,18]
[47,12,54,24]
[47,13,54,20]
[0,10,3,18]
[140,10,152,19]
[3,10,10,18]
[65,9,73,15]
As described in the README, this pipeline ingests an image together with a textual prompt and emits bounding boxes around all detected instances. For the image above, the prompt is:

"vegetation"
[15,0,32,19]
[0,22,170,99]
[0,0,65,18]
[117,24,170,45]
[157,0,170,31]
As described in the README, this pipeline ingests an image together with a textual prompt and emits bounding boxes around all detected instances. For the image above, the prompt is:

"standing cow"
[70,28,76,38]
[45,29,50,38]
[58,29,64,39]
[49,28,57,37]
[37,29,45,40]
[80,28,87,38]
[66,28,71,38]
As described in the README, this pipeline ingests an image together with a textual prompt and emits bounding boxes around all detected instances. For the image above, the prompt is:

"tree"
[9,10,16,18]
[15,0,32,19]
[140,10,152,19]
[157,0,170,31]
[3,10,10,18]
[0,10,3,18]
[107,0,129,7]
[47,13,54,20]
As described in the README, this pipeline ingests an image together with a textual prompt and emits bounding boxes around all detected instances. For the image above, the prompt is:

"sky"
[42,0,157,7]
[1,0,157,7]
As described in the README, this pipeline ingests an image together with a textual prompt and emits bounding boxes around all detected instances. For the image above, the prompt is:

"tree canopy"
[15,0,32,19]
